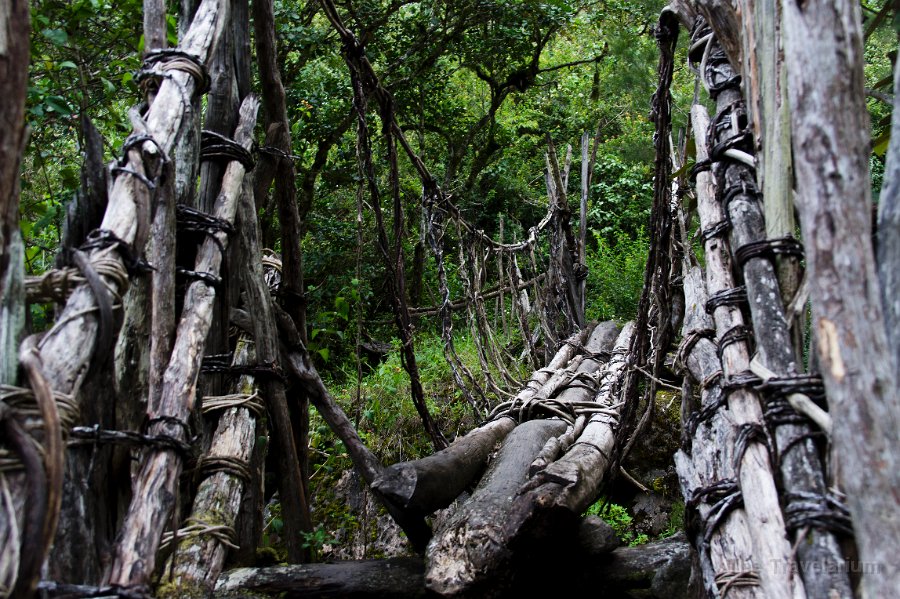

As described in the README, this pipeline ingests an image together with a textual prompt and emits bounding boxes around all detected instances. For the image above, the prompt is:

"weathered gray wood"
[214,535,694,599]
[107,94,258,587]
[879,48,900,400]
[782,3,900,597]
[1,2,228,595]
[695,1,741,70]
[735,0,799,309]
[143,0,167,53]
[675,266,763,599]
[372,417,516,516]
[425,418,568,596]
[691,104,803,599]
[516,322,632,512]
[159,336,257,597]
[702,30,852,597]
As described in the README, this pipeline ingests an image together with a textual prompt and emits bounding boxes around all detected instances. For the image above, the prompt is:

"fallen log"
[424,322,621,596]
[212,533,694,599]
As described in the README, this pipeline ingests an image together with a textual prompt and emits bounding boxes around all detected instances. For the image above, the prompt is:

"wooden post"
[691,104,803,599]
[108,94,259,588]
[697,26,852,597]
[782,1,900,595]
[158,335,259,596]
[675,267,764,599]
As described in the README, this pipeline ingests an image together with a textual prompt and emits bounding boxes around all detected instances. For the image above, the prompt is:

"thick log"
[675,266,762,599]
[782,3,900,596]
[425,418,568,596]
[158,336,258,597]
[690,104,803,599]
[213,534,694,599]
[423,322,621,596]
[107,95,258,587]
[701,30,852,597]
[371,417,516,516]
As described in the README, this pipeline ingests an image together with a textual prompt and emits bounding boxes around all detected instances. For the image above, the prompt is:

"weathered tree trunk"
[879,47,900,397]
[108,94,258,588]
[0,2,31,596]
[143,0,167,53]
[213,534,695,599]
[0,0,29,388]
[690,104,803,599]
[158,336,259,597]
[234,174,312,563]
[782,3,900,596]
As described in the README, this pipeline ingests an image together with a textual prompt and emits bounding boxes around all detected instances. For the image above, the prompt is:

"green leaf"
[44,96,73,116]
[57,60,78,70]
[42,28,69,46]
[317,347,330,362]
[873,130,891,157]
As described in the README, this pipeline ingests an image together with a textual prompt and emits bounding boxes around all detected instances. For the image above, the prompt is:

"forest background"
[15,0,898,558]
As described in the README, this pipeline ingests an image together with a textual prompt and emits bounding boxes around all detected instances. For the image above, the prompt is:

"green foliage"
[585,498,649,547]
[585,230,648,323]
[660,500,685,539]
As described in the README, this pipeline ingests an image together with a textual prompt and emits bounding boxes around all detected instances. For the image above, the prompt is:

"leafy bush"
[585,229,648,323]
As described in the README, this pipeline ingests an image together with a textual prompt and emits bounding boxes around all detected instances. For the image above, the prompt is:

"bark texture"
[783,3,900,596]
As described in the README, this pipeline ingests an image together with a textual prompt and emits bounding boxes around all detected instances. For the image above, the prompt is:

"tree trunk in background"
[0,0,29,389]
[252,0,313,516]
[782,2,900,596]
[0,2,30,595]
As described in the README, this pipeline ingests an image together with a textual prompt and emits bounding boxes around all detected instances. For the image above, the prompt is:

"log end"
[372,463,417,509]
